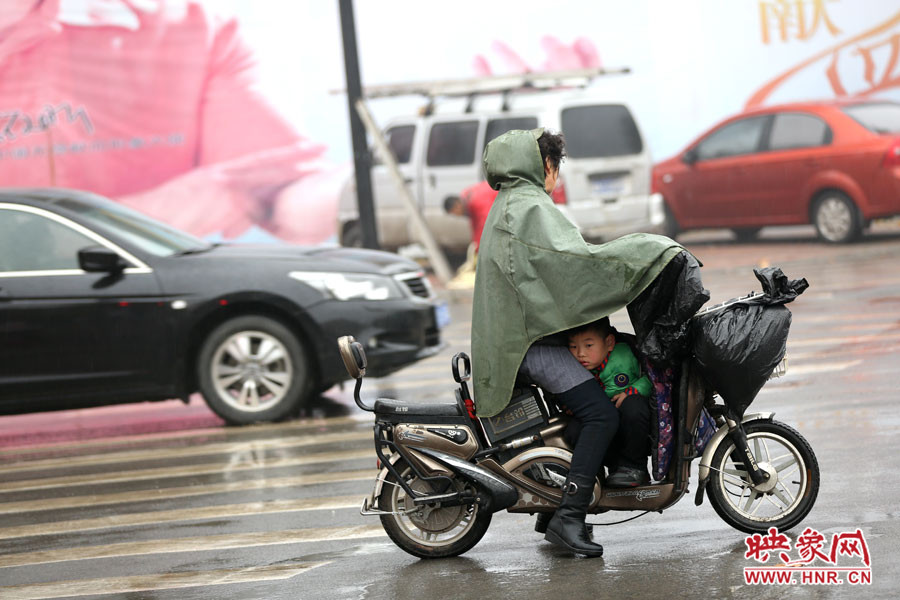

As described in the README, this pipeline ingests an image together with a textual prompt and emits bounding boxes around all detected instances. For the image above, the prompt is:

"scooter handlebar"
[452,352,471,383]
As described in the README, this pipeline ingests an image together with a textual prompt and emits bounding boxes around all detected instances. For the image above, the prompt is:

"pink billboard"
[0,0,339,245]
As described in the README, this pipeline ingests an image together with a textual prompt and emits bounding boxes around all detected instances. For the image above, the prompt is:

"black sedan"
[0,188,445,424]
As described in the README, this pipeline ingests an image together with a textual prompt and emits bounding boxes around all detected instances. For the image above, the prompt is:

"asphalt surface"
[1,224,898,599]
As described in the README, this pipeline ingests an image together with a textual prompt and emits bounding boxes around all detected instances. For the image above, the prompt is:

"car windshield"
[841,103,900,134]
[52,197,212,257]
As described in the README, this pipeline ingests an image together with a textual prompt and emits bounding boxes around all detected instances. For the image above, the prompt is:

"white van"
[338,89,665,251]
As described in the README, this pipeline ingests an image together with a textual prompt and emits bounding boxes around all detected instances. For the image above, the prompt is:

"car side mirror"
[682,148,699,165]
[78,246,126,273]
[338,335,367,379]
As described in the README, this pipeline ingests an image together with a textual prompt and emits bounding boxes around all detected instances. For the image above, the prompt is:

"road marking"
[781,350,844,361]
[794,322,898,335]
[0,495,363,539]
[435,336,470,345]
[783,359,862,376]
[824,322,900,333]
[0,525,386,569]
[0,449,374,494]
[0,416,363,460]
[0,469,375,515]
[384,362,458,376]
[0,561,332,600]
[788,331,900,348]
[372,376,457,392]
[793,311,900,324]
[1,430,371,474]
[799,276,900,295]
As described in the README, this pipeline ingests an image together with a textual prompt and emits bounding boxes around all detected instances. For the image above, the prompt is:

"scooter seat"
[374,398,462,416]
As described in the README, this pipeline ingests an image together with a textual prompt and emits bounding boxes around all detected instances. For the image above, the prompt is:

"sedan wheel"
[732,227,761,243]
[341,221,363,248]
[813,192,860,243]
[198,315,310,424]
[663,202,681,240]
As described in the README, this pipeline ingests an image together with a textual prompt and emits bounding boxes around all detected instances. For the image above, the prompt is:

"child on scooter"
[566,318,652,487]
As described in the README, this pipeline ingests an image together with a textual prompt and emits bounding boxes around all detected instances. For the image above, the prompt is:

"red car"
[653,100,900,243]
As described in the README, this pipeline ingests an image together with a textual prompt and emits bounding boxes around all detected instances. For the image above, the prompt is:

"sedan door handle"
[0,287,11,301]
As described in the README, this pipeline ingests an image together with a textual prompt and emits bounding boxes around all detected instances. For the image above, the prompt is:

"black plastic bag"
[692,267,808,419]
[753,265,810,305]
[628,250,710,366]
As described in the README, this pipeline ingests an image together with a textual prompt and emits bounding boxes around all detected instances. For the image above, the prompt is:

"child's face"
[568,330,615,371]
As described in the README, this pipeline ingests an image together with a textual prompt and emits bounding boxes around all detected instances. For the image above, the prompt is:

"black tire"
[378,462,491,558]
[707,421,819,534]
[197,315,311,425]
[341,221,363,248]
[732,227,761,243]
[663,201,681,239]
[812,191,861,243]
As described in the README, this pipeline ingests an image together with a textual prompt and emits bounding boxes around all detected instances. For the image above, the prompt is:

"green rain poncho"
[471,128,685,417]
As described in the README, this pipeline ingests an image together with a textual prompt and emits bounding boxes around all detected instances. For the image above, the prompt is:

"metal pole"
[338,0,378,249]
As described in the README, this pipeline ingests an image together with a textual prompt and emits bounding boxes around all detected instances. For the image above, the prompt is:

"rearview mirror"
[78,246,126,273]
[682,148,699,165]
[338,335,367,379]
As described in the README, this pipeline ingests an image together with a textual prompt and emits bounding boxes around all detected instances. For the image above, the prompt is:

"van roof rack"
[332,66,630,101]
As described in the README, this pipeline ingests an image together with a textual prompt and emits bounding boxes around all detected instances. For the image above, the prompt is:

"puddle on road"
[288,540,396,564]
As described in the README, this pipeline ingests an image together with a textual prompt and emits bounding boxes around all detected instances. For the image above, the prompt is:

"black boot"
[543,475,604,557]
[535,511,594,536]
[535,511,553,534]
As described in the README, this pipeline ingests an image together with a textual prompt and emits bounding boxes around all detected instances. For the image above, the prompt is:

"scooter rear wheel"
[378,462,492,558]
[706,420,819,534]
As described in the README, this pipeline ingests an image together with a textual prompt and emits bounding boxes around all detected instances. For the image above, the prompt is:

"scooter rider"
[471,129,684,557]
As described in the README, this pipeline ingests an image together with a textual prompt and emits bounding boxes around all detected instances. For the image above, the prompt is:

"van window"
[484,117,539,151]
[768,113,830,150]
[561,105,643,158]
[426,120,479,166]
[386,125,415,164]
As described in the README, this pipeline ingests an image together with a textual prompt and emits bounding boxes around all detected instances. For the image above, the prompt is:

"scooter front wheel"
[706,420,819,534]
[378,462,492,559]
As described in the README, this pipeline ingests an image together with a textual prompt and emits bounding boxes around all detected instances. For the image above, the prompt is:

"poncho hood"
[484,127,545,191]
[471,128,687,417]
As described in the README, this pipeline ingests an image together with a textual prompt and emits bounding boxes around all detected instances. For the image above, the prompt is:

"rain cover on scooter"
[627,251,710,365]
[692,267,809,420]
[471,128,687,417]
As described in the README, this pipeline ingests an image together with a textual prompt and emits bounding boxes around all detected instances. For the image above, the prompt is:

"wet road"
[1,227,898,599]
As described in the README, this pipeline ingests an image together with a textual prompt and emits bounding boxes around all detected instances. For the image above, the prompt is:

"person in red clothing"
[444,180,498,252]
